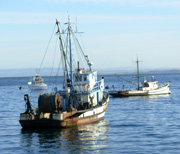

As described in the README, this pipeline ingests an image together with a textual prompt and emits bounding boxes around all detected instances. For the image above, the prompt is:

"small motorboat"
[28,74,47,90]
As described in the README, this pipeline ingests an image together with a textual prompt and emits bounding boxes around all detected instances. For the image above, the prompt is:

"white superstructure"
[28,74,47,90]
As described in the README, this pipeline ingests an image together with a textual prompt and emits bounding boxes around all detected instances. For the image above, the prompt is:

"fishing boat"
[19,17,109,128]
[109,59,171,97]
[28,74,47,90]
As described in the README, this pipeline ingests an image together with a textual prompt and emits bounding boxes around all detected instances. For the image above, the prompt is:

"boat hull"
[28,82,48,90]
[109,84,171,97]
[109,90,148,97]
[19,93,109,128]
[19,112,105,128]
[148,84,171,95]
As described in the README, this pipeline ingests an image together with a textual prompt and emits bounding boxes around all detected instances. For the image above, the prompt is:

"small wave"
[111,123,145,128]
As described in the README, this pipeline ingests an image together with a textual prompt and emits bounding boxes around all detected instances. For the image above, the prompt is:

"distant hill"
[98,68,180,75]
[0,68,180,77]
[0,68,62,77]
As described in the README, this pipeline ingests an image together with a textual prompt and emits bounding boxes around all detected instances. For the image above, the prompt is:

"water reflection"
[147,94,170,99]
[110,94,170,101]
[20,120,109,153]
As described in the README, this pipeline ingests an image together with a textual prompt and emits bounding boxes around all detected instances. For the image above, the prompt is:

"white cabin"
[73,68,104,107]
[141,77,158,91]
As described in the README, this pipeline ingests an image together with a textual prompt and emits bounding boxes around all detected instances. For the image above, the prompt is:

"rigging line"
[79,34,89,69]
[72,54,77,70]
[60,39,69,89]
[30,103,38,109]
[52,56,62,89]
[50,36,58,76]
[76,35,88,69]
[71,42,81,70]
[37,24,56,74]
[79,35,89,68]
[72,32,89,69]
[79,34,87,54]
[76,46,86,69]
[72,35,83,69]
[72,33,85,64]
[51,36,61,90]
[72,33,86,69]
[73,41,84,70]
[115,74,138,86]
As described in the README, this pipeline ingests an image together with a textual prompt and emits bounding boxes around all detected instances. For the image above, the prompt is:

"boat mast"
[136,58,140,90]
[68,16,73,85]
[56,19,69,98]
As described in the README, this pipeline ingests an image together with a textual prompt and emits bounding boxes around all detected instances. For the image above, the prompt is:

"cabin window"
[75,76,82,81]
[84,76,87,81]
[79,76,82,81]
[144,82,149,87]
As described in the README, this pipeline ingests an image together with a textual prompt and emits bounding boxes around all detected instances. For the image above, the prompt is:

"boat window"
[75,75,82,81]
[84,76,87,81]
[144,82,149,87]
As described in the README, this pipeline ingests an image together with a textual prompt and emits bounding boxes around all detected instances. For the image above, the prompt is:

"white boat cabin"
[141,76,158,91]
[31,74,44,84]
[28,74,47,90]
[73,68,104,107]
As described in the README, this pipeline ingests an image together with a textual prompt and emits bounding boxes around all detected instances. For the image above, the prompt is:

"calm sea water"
[0,73,180,154]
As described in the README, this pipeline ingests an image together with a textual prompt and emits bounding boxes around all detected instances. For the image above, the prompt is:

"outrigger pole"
[114,74,138,86]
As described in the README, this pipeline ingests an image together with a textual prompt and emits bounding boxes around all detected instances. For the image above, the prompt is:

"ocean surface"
[0,73,180,154]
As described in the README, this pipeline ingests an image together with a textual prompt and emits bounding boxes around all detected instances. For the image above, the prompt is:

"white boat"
[28,74,47,90]
[109,59,171,97]
[141,77,171,95]
[109,78,171,97]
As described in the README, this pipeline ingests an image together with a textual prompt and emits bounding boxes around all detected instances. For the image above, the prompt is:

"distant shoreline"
[0,68,180,77]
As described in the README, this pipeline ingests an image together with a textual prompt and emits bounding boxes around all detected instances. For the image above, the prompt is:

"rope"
[30,103,37,109]
[50,36,58,76]
[37,24,56,74]
[72,32,87,69]
[52,55,62,90]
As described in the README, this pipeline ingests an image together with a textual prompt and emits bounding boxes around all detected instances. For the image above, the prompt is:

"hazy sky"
[1,0,180,70]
